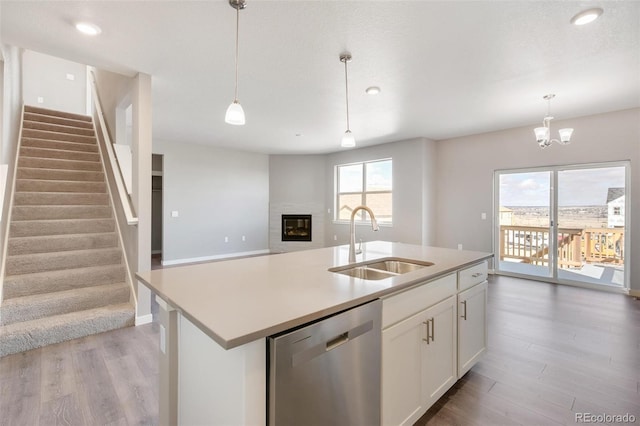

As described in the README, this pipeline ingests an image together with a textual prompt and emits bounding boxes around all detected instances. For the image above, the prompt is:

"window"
[614,206,621,215]
[335,159,392,223]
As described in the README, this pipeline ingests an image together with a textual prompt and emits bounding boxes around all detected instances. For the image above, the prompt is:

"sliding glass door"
[497,170,553,279]
[495,162,629,289]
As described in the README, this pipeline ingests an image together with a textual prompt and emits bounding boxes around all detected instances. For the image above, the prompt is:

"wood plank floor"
[417,275,640,426]
[1,275,638,425]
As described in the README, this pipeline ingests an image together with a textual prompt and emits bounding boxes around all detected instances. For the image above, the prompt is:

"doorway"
[495,162,629,290]
[151,154,163,268]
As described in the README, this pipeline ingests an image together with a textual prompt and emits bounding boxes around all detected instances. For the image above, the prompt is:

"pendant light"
[340,53,355,148]
[225,0,246,125]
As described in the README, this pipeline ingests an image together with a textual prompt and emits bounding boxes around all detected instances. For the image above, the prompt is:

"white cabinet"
[457,280,488,377]
[381,274,457,426]
[381,261,489,425]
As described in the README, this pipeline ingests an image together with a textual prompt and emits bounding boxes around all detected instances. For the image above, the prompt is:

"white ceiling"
[2,1,639,154]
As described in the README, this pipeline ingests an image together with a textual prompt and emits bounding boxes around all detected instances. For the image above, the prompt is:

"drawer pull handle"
[429,318,435,343]
[461,300,467,320]
[471,272,483,278]
[422,320,430,343]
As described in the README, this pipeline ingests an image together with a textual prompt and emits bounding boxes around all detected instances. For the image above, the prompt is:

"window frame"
[334,158,393,224]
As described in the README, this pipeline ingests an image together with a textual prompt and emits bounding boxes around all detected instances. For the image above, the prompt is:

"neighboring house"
[606,187,625,228]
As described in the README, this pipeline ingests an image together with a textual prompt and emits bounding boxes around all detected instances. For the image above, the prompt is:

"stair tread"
[23,112,94,128]
[24,120,95,135]
[0,303,135,356]
[0,302,133,331]
[6,246,120,260]
[24,106,92,122]
[9,231,117,241]
[3,263,126,283]
[2,282,128,308]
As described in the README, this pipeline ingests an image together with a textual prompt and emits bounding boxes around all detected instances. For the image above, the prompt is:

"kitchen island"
[136,241,492,425]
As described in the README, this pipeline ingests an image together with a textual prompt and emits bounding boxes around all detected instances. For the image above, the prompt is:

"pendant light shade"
[341,130,356,148]
[225,101,246,125]
[340,53,355,148]
[226,0,246,125]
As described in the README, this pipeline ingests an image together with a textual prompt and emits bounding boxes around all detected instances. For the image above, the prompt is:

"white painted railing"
[88,71,138,225]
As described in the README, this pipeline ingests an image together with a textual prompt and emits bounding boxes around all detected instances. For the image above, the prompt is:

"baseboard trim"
[161,249,272,266]
[135,313,154,326]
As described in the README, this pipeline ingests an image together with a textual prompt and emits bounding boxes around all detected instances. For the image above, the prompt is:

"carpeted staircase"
[0,105,134,357]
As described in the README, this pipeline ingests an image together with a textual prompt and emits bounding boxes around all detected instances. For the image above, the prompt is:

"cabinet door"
[458,281,488,377]
[381,296,457,426]
[381,309,428,426]
[421,296,457,409]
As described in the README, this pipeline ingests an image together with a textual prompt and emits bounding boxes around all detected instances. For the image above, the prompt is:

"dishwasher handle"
[326,332,349,351]
[291,319,374,367]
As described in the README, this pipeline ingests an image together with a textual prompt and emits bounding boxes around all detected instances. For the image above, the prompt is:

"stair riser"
[21,147,100,162]
[23,120,95,137]
[8,233,118,255]
[14,192,109,206]
[16,179,107,193]
[12,205,112,221]
[1,284,130,326]
[23,112,94,129]
[24,106,92,123]
[21,138,99,153]
[6,249,122,275]
[17,168,104,182]
[3,265,126,299]
[10,219,115,237]
[18,157,102,172]
[22,128,96,144]
[0,304,134,357]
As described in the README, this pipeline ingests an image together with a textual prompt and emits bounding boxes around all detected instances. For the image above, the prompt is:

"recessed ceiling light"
[75,22,102,36]
[366,86,381,95]
[570,8,603,26]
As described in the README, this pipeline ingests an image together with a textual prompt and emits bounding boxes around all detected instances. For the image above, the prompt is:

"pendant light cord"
[344,58,350,131]
[234,4,240,102]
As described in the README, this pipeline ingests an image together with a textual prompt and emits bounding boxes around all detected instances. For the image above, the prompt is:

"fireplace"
[282,214,312,242]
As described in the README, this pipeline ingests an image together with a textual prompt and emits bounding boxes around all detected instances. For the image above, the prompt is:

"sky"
[499,166,626,206]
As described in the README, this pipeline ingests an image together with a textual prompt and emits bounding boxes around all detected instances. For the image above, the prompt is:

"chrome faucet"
[349,205,379,263]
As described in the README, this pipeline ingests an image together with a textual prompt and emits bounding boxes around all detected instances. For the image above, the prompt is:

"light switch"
[37,97,44,104]
[66,73,75,81]
[481,212,487,220]
[171,211,179,218]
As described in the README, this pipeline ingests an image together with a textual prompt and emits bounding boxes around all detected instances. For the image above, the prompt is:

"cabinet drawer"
[458,261,488,291]
[382,273,456,329]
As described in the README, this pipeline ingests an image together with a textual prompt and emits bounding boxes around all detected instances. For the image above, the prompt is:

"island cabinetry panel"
[381,274,457,426]
[457,279,488,377]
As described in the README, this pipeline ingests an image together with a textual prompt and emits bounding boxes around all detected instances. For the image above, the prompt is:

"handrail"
[0,104,26,304]
[88,70,138,225]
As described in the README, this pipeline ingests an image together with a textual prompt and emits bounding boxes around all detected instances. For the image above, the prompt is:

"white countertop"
[136,241,492,349]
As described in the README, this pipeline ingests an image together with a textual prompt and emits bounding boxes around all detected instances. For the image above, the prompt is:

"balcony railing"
[499,225,624,268]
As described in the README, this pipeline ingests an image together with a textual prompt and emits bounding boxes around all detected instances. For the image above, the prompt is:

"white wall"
[0,45,22,297]
[153,140,269,264]
[22,50,86,115]
[269,155,325,252]
[435,108,640,293]
[324,138,437,247]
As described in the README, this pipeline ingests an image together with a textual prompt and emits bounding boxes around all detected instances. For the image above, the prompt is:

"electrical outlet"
[224,236,229,243]
[457,244,463,250]
[242,236,246,242]
[37,96,44,104]
[66,73,75,81]
[171,211,179,218]
[334,235,337,241]
[481,212,487,220]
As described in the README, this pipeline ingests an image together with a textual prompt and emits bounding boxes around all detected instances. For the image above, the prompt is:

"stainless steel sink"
[329,257,434,280]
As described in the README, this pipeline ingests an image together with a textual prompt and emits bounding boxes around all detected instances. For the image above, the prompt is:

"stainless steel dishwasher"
[268,299,382,426]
